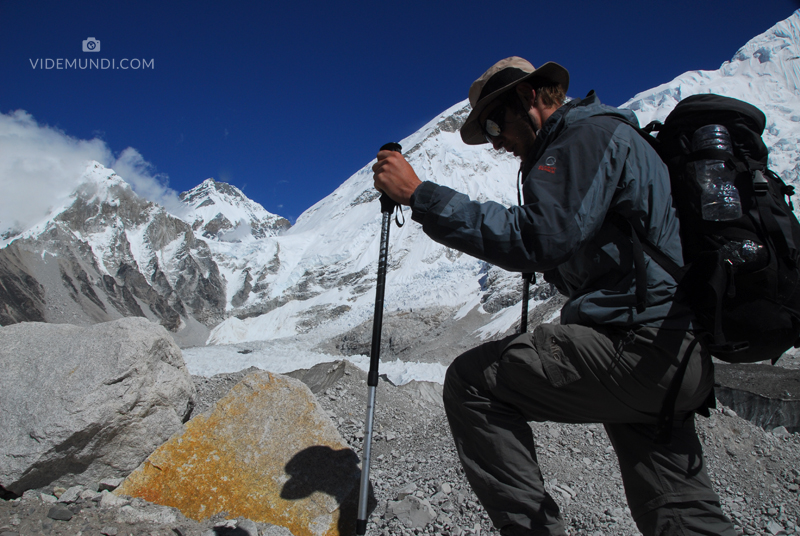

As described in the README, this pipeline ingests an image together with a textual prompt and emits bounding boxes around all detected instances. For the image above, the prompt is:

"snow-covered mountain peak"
[622,10,800,124]
[61,162,155,233]
[71,161,143,209]
[179,178,290,241]
[0,159,227,330]
[621,10,800,184]
[205,97,524,346]
[726,12,800,95]
[181,178,246,206]
[0,161,146,248]
[80,160,126,187]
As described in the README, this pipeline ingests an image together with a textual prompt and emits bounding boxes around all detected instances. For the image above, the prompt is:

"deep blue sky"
[2,1,799,222]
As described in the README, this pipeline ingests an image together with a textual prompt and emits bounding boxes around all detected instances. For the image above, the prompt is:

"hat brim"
[460,62,570,145]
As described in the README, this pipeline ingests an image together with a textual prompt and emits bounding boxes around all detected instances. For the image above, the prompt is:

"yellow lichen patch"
[116,371,360,536]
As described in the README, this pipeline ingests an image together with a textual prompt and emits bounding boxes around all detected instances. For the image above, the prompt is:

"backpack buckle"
[753,170,769,195]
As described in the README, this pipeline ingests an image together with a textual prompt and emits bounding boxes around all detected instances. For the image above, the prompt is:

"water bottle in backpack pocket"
[691,124,742,221]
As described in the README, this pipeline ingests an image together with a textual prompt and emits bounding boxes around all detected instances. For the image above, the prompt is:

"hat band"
[478,67,531,102]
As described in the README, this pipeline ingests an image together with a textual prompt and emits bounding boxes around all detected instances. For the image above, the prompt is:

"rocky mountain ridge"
[0,163,226,333]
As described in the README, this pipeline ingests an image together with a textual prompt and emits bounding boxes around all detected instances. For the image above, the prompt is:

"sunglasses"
[482,104,508,143]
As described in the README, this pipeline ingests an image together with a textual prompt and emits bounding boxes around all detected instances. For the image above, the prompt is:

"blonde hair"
[535,83,567,108]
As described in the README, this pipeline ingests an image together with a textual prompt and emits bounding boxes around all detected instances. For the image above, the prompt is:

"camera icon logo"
[82,37,101,52]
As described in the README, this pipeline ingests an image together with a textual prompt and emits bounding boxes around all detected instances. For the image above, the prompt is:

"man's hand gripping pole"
[356,142,402,535]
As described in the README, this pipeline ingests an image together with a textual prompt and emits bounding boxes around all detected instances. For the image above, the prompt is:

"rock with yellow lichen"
[116,370,367,536]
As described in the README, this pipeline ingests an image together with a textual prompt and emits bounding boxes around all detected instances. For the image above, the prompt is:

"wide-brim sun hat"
[460,57,570,145]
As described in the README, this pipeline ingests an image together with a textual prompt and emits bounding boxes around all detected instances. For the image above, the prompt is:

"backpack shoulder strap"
[606,213,686,283]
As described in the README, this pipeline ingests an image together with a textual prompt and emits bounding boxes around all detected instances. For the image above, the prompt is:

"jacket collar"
[521,91,597,177]
[536,91,598,147]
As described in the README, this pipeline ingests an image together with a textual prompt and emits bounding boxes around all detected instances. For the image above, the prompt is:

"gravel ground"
[0,489,292,536]
[308,361,800,536]
[2,360,799,536]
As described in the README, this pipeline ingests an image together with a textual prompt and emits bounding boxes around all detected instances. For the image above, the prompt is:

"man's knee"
[443,351,478,412]
[443,338,506,412]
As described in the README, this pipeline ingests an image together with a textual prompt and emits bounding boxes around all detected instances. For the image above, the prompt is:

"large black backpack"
[634,94,800,364]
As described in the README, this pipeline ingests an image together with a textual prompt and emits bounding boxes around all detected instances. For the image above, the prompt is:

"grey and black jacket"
[409,92,693,330]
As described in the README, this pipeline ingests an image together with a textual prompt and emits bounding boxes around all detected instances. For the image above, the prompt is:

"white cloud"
[0,109,184,239]
[111,147,185,215]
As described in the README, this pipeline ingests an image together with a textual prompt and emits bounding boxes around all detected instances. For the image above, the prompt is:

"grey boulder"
[0,317,195,494]
[387,495,436,528]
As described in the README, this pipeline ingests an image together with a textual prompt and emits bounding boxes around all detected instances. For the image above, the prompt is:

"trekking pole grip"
[379,142,402,214]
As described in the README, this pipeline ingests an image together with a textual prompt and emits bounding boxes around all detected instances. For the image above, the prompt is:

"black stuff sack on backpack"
[643,94,800,363]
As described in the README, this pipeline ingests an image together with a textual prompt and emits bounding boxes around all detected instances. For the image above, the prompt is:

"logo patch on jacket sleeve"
[538,155,557,174]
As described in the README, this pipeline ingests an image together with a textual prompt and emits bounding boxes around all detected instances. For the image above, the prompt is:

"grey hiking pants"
[442,323,737,536]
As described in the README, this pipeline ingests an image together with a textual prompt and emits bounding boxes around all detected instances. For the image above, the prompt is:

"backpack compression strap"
[757,169,798,268]
[607,213,686,302]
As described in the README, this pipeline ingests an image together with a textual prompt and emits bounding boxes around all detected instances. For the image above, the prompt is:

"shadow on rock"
[281,445,376,535]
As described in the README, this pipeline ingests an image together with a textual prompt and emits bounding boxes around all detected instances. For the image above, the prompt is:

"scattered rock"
[237,518,259,536]
[57,485,83,503]
[2,358,799,536]
[116,503,179,524]
[80,489,101,500]
[766,520,786,534]
[399,380,444,407]
[387,496,436,528]
[99,490,129,508]
[286,360,349,394]
[46,505,73,521]
[773,426,790,437]
[394,482,417,500]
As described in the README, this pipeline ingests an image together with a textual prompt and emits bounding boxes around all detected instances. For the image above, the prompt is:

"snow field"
[182,341,448,386]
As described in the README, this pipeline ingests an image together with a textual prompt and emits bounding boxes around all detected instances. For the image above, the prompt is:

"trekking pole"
[356,142,402,535]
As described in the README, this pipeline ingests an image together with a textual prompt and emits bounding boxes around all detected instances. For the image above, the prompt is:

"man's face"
[480,97,538,162]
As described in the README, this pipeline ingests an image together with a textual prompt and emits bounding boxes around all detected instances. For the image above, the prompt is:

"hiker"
[372,57,736,535]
